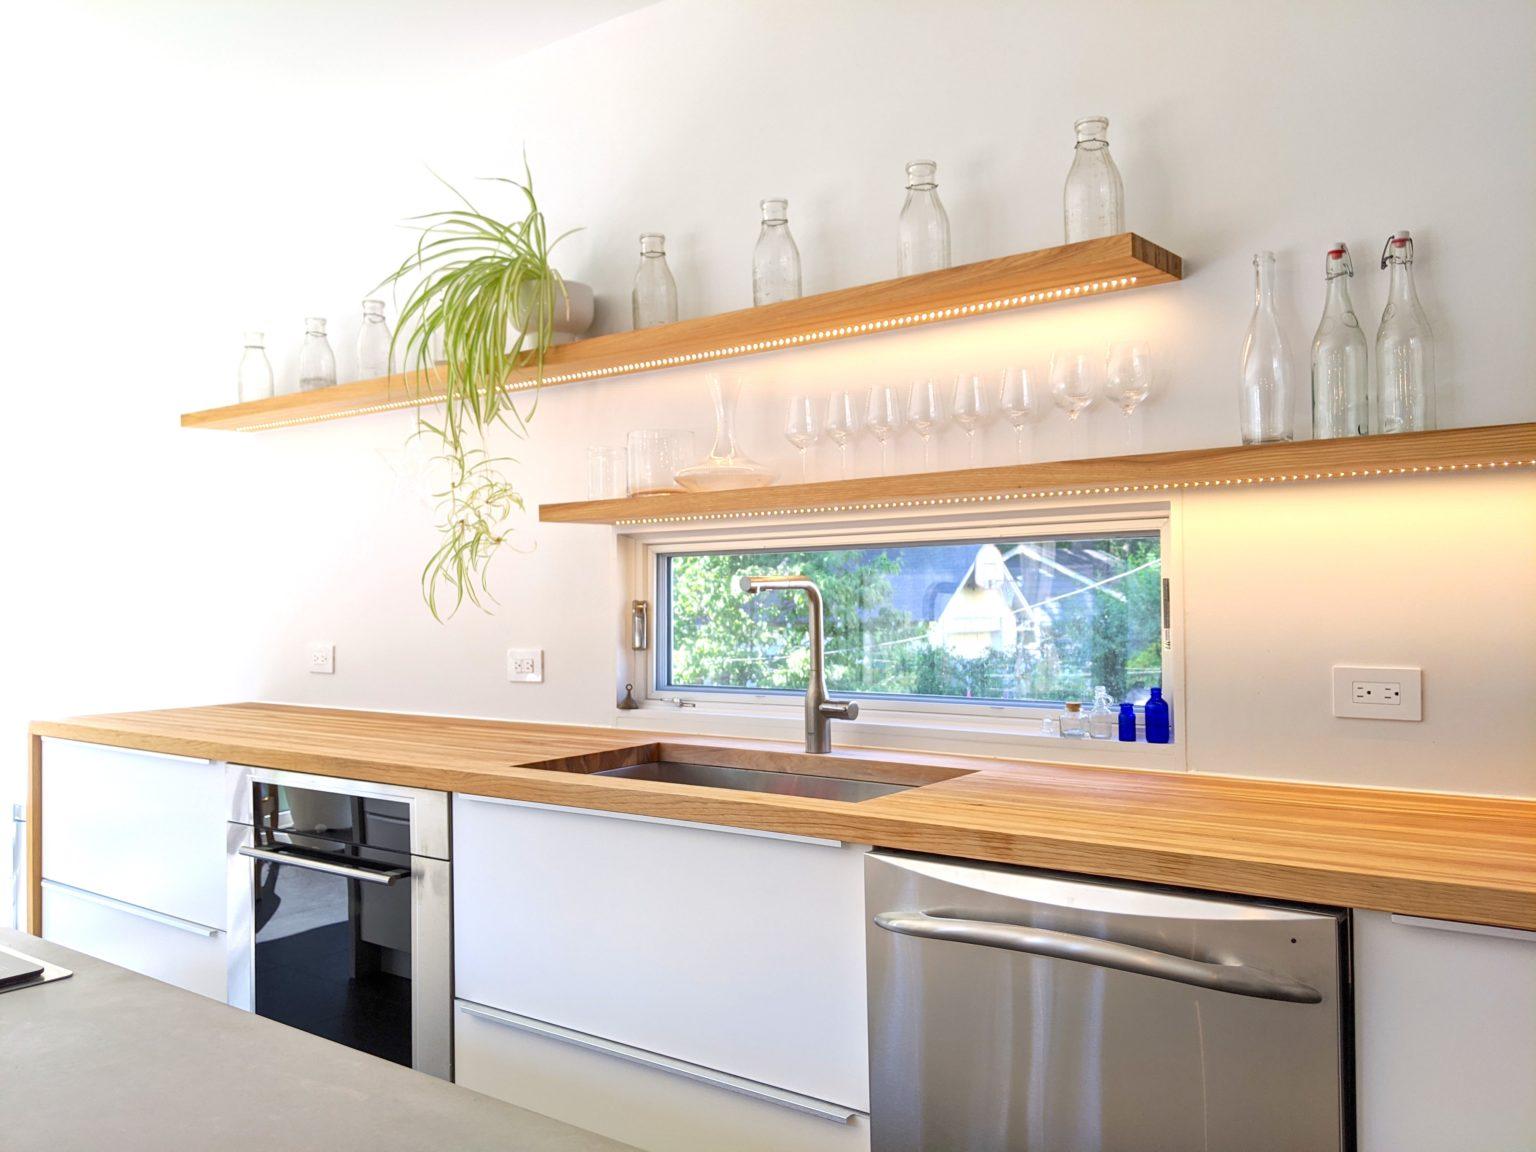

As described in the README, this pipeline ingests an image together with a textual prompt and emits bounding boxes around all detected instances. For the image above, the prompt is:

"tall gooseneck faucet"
[734,573,860,754]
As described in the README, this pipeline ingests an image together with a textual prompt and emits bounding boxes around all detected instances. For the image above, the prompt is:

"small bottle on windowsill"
[1059,701,1087,738]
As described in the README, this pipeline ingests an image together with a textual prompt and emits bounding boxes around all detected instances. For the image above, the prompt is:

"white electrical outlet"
[507,648,544,683]
[1332,665,1420,720]
[308,642,335,675]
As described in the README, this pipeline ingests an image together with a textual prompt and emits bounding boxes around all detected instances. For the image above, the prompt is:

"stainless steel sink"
[593,760,915,803]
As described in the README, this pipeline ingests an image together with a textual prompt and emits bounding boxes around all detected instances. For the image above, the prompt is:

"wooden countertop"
[29,703,1536,931]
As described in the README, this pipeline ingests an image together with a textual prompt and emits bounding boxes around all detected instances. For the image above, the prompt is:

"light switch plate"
[1332,665,1421,720]
[507,648,544,683]
[308,642,335,675]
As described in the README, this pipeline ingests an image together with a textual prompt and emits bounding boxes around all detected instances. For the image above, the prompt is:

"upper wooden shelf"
[181,233,1182,432]
[539,423,1536,526]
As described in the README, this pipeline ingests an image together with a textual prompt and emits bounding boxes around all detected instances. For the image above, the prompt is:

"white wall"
[2,0,1533,888]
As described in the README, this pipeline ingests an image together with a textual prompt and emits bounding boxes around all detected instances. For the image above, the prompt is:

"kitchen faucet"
[734,573,860,754]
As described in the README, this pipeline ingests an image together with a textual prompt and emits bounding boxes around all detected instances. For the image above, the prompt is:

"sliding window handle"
[238,845,407,886]
[874,911,1322,1004]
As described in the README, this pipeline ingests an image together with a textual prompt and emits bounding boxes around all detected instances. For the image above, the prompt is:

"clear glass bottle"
[1239,252,1295,443]
[237,331,274,402]
[298,317,337,392]
[633,233,678,330]
[1063,116,1125,243]
[752,198,802,305]
[1059,701,1087,738]
[1375,231,1435,434]
[898,160,950,276]
[1087,686,1116,739]
[356,298,392,379]
[1310,244,1369,438]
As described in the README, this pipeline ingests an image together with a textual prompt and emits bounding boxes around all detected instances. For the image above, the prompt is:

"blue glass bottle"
[1118,702,1137,742]
[1145,687,1171,744]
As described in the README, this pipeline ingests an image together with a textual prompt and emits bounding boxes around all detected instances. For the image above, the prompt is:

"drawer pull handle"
[41,879,220,937]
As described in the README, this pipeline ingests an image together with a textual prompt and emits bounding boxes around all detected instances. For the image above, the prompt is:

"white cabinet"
[1354,910,1536,1151]
[453,795,870,1111]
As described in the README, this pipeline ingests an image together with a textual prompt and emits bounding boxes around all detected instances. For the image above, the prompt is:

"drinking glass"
[627,430,694,495]
[586,446,628,499]
[785,395,819,482]
[999,367,1037,462]
[907,378,944,470]
[1104,341,1153,451]
[825,391,859,479]
[1051,348,1100,457]
[952,374,988,467]
[866,385,905,475]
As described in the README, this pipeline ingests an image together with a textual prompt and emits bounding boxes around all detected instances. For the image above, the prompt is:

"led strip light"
[228,276,1142,433]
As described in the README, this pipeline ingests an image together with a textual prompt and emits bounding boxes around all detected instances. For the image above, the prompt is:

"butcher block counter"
[27,702,1536,931]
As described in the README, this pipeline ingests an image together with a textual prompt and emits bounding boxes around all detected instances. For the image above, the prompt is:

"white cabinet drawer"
[41,738,227,930]
[455,999,870,1152]
[42,881,229,1001]
[453,795,869,1109]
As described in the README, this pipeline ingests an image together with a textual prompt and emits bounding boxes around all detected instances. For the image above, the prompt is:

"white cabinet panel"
[455,999,870,1152]
[41,739,227,930]
[453,796,869,1110]
[1354,910,1536,1151]
[43,881,228,1001]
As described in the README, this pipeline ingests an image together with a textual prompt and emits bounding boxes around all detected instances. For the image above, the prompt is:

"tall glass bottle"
[898,160,950,276]
[237,331,274,402]
[1063,116,1125,243]
[1375,231,1435,433]
[1310,244,1369,438]
[632,233,678,329]
[356,298,392,379]
[1239,251,1295,443]
[752,198,801,305]
[298,317,337,392]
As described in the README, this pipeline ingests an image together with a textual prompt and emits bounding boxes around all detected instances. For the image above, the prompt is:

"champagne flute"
[1050,348,1100,457]
[785,394,819,481]
[1104,341,1153,452]
[999,367,1037,463]
[825,390,859,479]
[907,378,944,470]
[866,384,905,476]
[952,374,988,467]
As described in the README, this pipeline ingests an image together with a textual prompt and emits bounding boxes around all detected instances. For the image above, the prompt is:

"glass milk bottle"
[1310,244,1369,438]
[752,198,802,305]
[1239,252,1295,443]
[898,160,950,275]
[237,331,274,402]
[1375,231,1435,433]
[1063,116,1125,243]
[298,317,337,392]
[356,298,392,379]
[632,233,679,329]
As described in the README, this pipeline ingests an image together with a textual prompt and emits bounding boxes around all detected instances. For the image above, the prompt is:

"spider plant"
[377,161,575,620]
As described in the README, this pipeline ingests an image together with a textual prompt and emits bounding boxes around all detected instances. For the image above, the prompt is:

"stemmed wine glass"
[907,378,944,470]
[952,374,988,467]
[999,367,1037,463]
[785,394,819,481]
[1050,348,1101,457]
[1104,341,1153,451]
[825,390,859,479]
[866,384,905,476]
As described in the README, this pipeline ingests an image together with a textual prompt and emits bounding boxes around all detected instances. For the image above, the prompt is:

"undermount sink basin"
[593,759,916,803]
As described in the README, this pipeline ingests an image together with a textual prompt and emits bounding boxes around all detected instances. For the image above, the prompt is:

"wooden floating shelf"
[540,423,1536,526]
[181,233,1182,432]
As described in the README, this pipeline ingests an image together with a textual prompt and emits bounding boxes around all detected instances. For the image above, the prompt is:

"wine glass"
[825,390,859,479]
[866,384,905,475]
[999,367,1037,463]
[952,374,989,467]
[785,394,819,481]
[907,378,944,470]
[1051,348,1101,457]
[1104,341,1153,451]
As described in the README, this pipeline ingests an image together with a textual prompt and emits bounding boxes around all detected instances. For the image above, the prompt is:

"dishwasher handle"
[873,911,1322,1004]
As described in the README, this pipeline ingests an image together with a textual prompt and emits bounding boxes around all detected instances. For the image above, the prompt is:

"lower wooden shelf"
[539,422,1536,526]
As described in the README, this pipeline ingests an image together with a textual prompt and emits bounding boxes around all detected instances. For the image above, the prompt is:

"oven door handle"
[873,911,1321,1004]
[238,845,408,886]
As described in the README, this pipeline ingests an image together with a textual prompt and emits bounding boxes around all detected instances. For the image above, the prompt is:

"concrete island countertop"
[28,702,1536,931]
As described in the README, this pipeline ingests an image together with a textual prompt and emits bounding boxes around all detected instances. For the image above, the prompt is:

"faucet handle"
[818,699,860,721]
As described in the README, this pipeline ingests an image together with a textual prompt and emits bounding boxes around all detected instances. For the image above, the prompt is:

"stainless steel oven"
[226,766,451,1079]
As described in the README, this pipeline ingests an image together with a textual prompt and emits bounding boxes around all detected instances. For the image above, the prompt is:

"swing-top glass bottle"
[1375,231,1435,434]
[1310,244,1368,438]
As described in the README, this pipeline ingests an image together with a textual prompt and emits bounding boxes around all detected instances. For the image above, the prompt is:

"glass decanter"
[632,233,678,329]
[237,331,274,402]
[298,317,337,392]
[1375,231,1435,434]
[1310,244,1369,438]
[674,376,775,492]
[752,198,802,305]
[898,160,950,275]
[356,298,392,379]
[1239,252,1295,443]
[1063,116,1125,243]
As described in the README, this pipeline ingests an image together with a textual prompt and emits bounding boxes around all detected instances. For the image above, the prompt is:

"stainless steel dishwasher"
[866,851,1351,1152]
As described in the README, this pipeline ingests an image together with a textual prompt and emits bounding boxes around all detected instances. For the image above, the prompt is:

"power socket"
[507,648,544,683]
[308,642,335,675]
[1332,665,1420,720]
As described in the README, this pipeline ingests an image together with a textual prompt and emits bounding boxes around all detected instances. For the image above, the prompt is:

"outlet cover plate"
[308,642,335,675]
[1332,665,1421,720]
[507,648,544,683]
